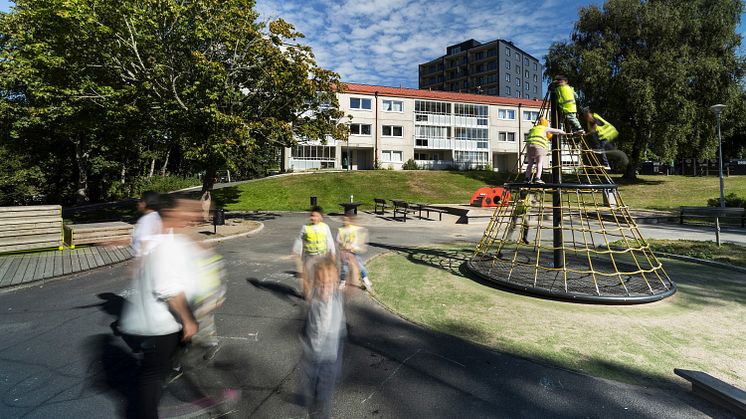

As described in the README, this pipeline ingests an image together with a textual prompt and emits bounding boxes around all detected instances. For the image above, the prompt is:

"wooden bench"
[0,205,64,253]
[392,200,417,222]
[418,204,447,221]
[679,206,745,227]
[64,221,134,249]
[675,369,746,416]
[374,198,390,214]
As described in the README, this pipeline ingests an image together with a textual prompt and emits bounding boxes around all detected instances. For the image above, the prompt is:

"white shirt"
[120,234,199,336]
[131,211,162,257]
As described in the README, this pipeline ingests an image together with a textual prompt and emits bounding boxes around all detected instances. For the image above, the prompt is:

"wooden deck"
[0,245,133,288]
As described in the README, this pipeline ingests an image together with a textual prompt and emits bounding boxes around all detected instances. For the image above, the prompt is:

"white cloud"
[255,0,591,87]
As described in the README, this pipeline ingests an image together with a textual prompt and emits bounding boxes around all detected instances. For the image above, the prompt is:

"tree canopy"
[545,0,745,179]
[0,0,347,204]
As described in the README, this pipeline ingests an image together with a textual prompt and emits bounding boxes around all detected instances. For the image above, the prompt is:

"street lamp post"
[709,104,726,208]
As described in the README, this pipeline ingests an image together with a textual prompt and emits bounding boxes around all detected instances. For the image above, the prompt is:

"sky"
[1,0,745,89]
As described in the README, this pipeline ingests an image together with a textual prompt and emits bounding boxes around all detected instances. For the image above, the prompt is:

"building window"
[414,152,430,160]
[523,111,540,121]
[498,132,516,142]
[515,78,521,87]
[516,53,521,61]
[454,103,488,126]
[350,97,372,110]
[516,91,521,98]
[350,123,372,135]
[498,109,516,120]
[506,48,511,57]
[505,73,511,82]
[533,74,538,82]
[382,125,403,137]
[505,61,511,70]
[381,150,403,163]
[382,99,403,112]
[525,82,530,91]
[534,62,538,71]
[534,85,538,93]
[524,58,529,66]
[525,70,529,78]
[505,86,511,95]
[454,150,488,164]
[515,65,520,74]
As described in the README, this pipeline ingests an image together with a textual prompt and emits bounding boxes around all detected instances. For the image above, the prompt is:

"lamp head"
[710,104,726,116]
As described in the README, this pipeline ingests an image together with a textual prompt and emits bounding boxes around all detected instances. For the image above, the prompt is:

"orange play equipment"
[470,187,510,207]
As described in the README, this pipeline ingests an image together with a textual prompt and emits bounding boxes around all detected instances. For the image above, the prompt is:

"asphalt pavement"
[0,212,734,418]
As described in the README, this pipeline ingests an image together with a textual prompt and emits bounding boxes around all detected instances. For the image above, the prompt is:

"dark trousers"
[135,332,181,419]
[302,349,343,419]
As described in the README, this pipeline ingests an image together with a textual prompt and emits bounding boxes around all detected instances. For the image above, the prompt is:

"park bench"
[63,221,134,249]
[0,205,64,253]
[392,200,417,222]
[418,204,447,221]
[675,369,746,417]
[374,198,390,214]
[679,206,745,227]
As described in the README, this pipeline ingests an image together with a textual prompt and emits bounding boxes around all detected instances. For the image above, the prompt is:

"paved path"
[0,213,731,418]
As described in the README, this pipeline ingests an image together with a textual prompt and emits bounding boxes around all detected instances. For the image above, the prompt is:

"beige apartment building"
[284,83,544,173]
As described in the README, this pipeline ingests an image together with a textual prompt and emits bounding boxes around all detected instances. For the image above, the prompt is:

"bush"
[707,193,746,209]
[402,158,419,170]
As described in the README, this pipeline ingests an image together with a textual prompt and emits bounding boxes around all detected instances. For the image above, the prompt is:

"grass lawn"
[630,239,746,268]
[211,171,746,212]
[369,244,746,388]
[612,174,746,211]
[212,171,511,212]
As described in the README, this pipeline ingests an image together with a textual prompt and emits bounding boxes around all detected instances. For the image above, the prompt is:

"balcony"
[414,137,452,149]
[415,160,456,170]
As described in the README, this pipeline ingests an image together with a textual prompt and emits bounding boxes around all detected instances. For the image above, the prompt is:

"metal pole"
[550,86,564,268]
[717,113,725,208]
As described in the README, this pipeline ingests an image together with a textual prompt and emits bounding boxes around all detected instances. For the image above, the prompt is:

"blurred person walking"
[293,206,335,300]
[336,213,371,291]
[119,196,203,419]
[299,258,346,419]
[131,191,163,258]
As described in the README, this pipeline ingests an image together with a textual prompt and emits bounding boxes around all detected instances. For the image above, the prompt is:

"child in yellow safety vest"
[582,109,619,170]
[524,118,566,184]
[553,75,585,134]
[507,189,533,245]
[336,214,371,291]
[293,206,336,300]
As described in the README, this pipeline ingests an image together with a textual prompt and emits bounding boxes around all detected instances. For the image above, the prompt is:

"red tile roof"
[340,82,544,108]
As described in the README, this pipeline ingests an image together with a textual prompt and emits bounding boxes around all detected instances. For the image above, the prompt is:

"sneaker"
[603,165,612,170]
[522,238,530,245]
[533,179,545,184]
[338,280,346,290]
[361,277,373,291]
[165,365,183,385]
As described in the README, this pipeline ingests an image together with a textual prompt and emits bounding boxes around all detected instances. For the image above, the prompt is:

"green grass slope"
[212,171,746,212]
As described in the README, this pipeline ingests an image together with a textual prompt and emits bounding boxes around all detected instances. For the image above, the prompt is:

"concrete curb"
[202,222,264,243]
[655,251,746,274]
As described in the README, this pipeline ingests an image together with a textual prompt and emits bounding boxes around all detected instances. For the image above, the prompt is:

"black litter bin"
[310,196,318,207]
[213,208,225,233]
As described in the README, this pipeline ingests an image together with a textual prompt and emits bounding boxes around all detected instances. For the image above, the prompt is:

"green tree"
[545,0,745,179]
[97,0,348,193]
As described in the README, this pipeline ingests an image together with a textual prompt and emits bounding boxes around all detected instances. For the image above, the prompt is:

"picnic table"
[338,202,363,215]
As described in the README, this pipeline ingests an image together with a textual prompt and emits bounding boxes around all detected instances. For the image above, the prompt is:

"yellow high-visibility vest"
[304,223,329,255]
[338,225,366,253]
[555,84,577,113]
[590,113,619,141]
[526,125,550,149]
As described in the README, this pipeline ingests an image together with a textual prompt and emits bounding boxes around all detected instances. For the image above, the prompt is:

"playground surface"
[0,212,740,418]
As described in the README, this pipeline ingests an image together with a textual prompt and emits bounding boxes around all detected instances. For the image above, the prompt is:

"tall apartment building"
[283,83,544,173]
[419,39,543,100]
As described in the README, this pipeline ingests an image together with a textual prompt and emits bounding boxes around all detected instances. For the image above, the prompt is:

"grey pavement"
[0,212,734,418]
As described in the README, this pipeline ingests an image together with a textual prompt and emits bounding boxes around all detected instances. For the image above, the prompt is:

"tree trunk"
[74,140,90,204]
[149,158,156,177]
[623,132,646,181]
[120,164,126,184]
[160,149,170,176]
[201,165,216,194]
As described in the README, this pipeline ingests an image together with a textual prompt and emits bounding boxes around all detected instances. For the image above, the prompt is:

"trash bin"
[212,208,225,234]
[310,196,318,207]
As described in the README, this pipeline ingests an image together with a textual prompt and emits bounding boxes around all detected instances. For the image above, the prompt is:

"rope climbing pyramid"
[466,91,676,304]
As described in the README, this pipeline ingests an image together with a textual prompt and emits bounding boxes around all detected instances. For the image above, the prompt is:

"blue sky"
[2,0,745,88]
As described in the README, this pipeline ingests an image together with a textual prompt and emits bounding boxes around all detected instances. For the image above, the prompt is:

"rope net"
[468,132,676,304]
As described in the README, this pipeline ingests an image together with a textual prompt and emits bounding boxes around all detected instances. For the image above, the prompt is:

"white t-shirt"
[120,234,199,336]
[131,211,162,257]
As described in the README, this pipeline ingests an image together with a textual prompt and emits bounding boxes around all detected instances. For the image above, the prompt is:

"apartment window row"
[351,97,404,112]
[416,125,450,139]
[350,97,372,110]
[455,150,488,163]
[350,123,371,135]
[291,145,337,160]
[382,99,403,112]
[498,132,517,142]
[498,109,516,120]
[382,125,403,137]
[381,150,403,163]
[415,100,451,115]
[523,111,540,121]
